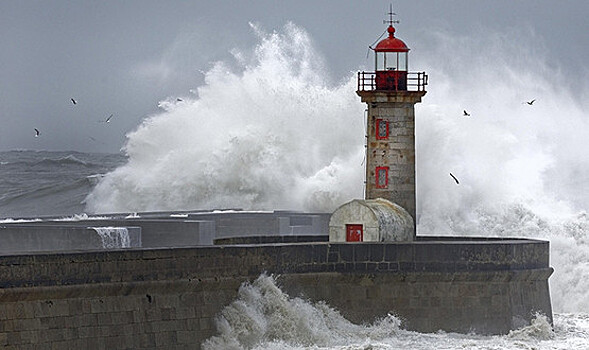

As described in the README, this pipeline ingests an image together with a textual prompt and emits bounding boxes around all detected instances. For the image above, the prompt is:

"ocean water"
[1,22,589,348]
[0,150,125,218]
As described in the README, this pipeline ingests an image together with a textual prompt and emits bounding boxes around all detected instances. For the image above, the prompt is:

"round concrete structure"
[329,198,414,242]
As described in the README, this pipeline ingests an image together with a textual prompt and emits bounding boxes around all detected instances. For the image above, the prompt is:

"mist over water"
[86,22,589,319]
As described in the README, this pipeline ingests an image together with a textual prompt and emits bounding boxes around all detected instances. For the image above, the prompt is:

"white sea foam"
[53,213,111,221]
[202,274,403,350]
[0,218,42,223]
[508,313,554,342]
[89,226,131,248]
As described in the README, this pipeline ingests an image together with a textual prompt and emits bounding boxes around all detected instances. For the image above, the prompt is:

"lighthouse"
[357,10,427,226]
[329,10,426,242]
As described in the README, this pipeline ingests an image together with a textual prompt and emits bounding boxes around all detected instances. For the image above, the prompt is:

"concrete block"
[0,226,141,253]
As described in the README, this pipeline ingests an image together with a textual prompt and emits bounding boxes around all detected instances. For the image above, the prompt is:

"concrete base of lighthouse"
[329,198,414,242]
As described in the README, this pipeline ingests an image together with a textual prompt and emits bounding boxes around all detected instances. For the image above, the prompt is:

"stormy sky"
[1,0,588,153]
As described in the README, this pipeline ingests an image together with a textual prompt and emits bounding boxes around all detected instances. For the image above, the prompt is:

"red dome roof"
[374,26,409,52]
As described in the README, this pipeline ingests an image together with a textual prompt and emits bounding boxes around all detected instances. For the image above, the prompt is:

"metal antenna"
[367,3,398,55]
[383,3,400,26]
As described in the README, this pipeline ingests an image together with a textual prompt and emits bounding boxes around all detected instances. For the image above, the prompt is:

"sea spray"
[202,274,402,350]
[203,275,589,349]
[89,227,131,249]
[414,30,589,315]
[85,22,365,214]
[203,274,589,350]
[54,213,110,221]
[414,29,589,235]
[508,313,555,341]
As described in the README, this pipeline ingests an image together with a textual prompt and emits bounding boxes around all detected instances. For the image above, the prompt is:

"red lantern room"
[374,25,409,90]
[357,7,427,93]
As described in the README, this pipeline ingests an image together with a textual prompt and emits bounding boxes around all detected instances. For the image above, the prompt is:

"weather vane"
[384,3,399,26]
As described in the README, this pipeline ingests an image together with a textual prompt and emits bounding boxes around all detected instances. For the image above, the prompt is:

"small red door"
[346,224,363,242]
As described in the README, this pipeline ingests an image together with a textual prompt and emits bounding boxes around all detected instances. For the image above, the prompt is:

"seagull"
[525,99,536,105]
[34,128,40,137]
[463,110,471,117]
[449,172,460,185]
[71,98,77,105]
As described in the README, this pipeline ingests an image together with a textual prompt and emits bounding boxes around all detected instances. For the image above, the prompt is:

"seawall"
[0,237,552,349]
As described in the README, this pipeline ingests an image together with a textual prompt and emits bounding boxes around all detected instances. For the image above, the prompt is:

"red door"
[346,224,363,242]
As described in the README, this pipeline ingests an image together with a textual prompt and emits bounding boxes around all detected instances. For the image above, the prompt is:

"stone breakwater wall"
[0,238,552,349]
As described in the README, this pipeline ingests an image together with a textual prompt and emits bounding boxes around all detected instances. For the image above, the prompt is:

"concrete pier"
[0,211,553,349]
[0,236,552,349]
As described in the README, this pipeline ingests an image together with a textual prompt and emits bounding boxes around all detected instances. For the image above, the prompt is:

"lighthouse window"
[385,52,397,70]
[376,166,389,189]
[398,52,408,71]
[376,53,385,71]
[376,119,389,139]
[377,52,408,71]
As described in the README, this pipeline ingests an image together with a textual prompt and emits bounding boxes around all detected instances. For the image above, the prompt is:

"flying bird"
[70,98,77,105]
[99,114,114,123]
[463,110,471,117]
[449,172,460,185]
[34,128,40,137]
[525,99,536,105]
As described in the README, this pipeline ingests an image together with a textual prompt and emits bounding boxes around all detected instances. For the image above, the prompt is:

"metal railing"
[357,71,428,92]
